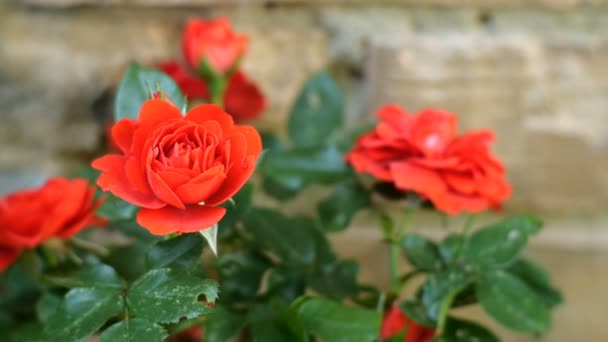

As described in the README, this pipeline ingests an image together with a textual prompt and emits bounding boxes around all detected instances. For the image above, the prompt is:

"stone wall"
[2,1,608,214]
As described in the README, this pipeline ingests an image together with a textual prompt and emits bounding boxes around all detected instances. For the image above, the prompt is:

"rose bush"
[0,16,562,342]
[92,98,261,235]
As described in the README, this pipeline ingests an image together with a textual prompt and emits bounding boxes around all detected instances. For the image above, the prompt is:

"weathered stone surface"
[366,33,608,213]
[17,0,608,9]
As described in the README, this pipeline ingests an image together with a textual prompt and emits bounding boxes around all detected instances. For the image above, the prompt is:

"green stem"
[462,214,477,236]
[389,205,418,294]
[69,237,109,257]
[435,290,458,337]
[209,76,227,108]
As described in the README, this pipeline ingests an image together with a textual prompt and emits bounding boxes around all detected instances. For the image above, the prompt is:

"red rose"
[158,61,209,99]
[182,17,248,74]
[158,61,266,122]
[346,105,510,214]
[0,177,104,272]
[381,307,435,342]
[92,98,262,235]
[224,71,266,121]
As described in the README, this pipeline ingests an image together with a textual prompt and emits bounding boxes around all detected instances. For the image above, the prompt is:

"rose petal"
[186,104,234,132]
[137,205,227,235]
[111,119,137,153]
[205,131,254,206]
[175,165,226,204]
[235,125,262,156]
[92,155,165,209]
[207,155,256,207]
[139,99,182,124]
[147,171,185,209]
[390,161,447,197]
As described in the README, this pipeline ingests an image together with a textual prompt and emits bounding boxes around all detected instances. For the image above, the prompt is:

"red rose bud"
[92,98,262,235]
[158,61,266,122]
[0,177,105,272]
[346,105,511,215]
[381,307,435,342]
[182,17,248,75]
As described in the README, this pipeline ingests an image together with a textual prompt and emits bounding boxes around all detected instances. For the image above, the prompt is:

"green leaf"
[291,297,381,342]
[114,62,186,121]
[145,234,204,272]
[287,71,344,148]
[96,194,138,222]
[508,259,563,308]
[421,269,473,321]
[500,215,543,235]
[268,266,307,303]
[309,260,359,300]
[45,263,127,289]
[401,234,442,272]
[100,319,168,342]
[217,250,271,300]
[219,182,254,230]
[44,288,124,341]
[261,175,306,201]
[318,181,369,232]
[103,221,161,281]
[262,145,349,185]
[246,298,308,342]
[438,317,500,342]
[477,270,550,334]
[462,218,530,270]
[251,320,304,342]
[203,306,247,342]
[36,293,61,323]
[127,268,218,324]
[438,234,465,265]
[15,323,46,342]
[242,209,316,265]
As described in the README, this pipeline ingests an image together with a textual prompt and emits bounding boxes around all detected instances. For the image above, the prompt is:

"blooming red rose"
[158,61,266,122]
[92,98,262,235]
[381,307,435,342]
[0,177,104,272]
[346,105,510,214]
[182,17,248,74]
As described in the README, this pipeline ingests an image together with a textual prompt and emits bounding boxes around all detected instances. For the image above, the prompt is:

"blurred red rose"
[223,71,266,121]
[0,177,104,272]
[346,105,510,215]
[170,326,203,342]
[92,98,262,235]
[158,61,209,99]
[158,61,266,122]
[381,306,435,342]
[182,17,248,74]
